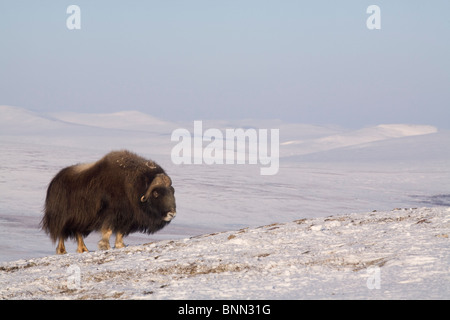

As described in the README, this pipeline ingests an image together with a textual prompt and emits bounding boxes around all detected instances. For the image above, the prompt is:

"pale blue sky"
[1,1,449,128]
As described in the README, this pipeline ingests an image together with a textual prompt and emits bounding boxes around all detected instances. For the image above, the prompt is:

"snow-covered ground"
[1,207,448,299]
[0,105,449,299]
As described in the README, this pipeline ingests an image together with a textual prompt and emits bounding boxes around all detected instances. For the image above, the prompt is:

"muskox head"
[141,173,176,222]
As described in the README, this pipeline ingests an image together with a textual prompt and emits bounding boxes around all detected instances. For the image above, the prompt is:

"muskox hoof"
[98,240,111,250]
[115,242,126,249]
[56,248,67,255]
[56,239,67,255]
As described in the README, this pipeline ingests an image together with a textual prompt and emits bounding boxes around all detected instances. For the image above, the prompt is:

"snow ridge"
[1,207,448,300]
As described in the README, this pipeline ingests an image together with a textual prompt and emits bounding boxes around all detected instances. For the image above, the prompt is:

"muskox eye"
[153,190,159,198]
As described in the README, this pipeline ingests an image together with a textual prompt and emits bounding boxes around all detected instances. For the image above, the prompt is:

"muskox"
[41,150,176,254]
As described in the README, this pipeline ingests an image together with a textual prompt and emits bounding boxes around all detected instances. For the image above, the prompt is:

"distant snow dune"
[281,123,438,158]
[50,110,176,133]
[1,105,450,266]
[283,123,438,146]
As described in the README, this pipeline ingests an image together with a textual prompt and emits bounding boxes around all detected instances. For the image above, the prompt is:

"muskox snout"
[164,211,177,222]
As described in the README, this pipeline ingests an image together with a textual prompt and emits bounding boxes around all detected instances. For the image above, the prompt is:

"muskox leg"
[98,228,112,250]
[114,232,126,249]
[56,238,67,255]
[76,233,89,253]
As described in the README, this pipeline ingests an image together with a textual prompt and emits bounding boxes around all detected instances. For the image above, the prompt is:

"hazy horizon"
[1,1,449,129]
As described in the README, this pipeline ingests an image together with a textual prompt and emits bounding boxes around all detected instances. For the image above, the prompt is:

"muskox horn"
[140,173,172,202]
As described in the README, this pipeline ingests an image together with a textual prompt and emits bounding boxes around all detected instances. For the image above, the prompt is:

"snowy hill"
[0,105,174,133]
[1,207,448,299]
[0,105,70,135]
[49,110,177,133]
[0,105,443,161]
[281,123,438,158]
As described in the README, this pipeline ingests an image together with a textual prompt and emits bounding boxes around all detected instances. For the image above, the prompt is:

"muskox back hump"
[71,162,96,174]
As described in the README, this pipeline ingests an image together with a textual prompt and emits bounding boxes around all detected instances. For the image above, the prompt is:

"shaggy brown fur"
[41,150,176,254]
